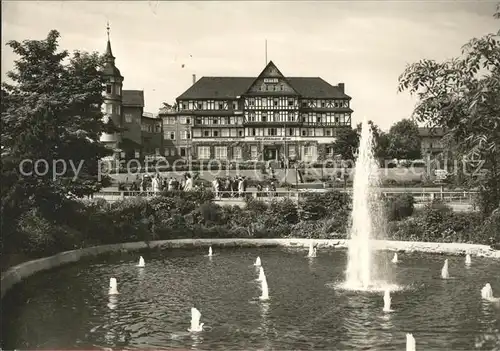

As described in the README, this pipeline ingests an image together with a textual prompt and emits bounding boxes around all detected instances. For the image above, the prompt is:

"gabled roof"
[122,90,144,107]
[177,77,349,100]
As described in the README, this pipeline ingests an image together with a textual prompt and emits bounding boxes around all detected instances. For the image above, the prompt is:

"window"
[169,132,176,140]
[288,146,296,157]
[252,128,256,136]
[326,147,334,156]
[204,130,210,137]
[196,118,202,125]
[238,130,243,137]
[233,146,242,160]
[181,131,191,139]
[171,148,176,156]
[155,148,160,155]
[325,129,332,136]
[251,145,258,159]
[302,129,307,136]
[197,102,203,109]
[155,125,161,133]
[213,131,219,137]
[105,104,112,114]
[233,101,238,110]
[186,118,191,125]
[180,147,187,157]
[221,129,229,137]
[288,99,294,106]
[165,148,170,156]
[180,117,186,124]
[198,146,210,159]
[218,102,224,110]
[116,85,121,96]
[182,103,187,110]
[267,128,277,136]
[193,129,201,137]
[215,146,227,160]
[125,113,133,123]
[304,146,312,157]
[288,128,293,136]
[106,84,112,94]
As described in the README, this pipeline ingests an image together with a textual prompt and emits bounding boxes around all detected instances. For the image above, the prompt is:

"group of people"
[125,173,195,193]
[211,176,248,198]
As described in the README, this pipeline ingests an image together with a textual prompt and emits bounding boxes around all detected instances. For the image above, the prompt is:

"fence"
[90,190,478,205]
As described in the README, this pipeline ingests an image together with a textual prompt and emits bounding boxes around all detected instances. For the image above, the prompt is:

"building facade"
[419,127,446,156]
[141,112,163,156]
[165,61,352,163]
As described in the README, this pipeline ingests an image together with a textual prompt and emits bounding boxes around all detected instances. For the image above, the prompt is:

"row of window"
[196,145,333,160]
[141,124,161,133]
[102,103,121,115]
[178,98,350,111]
[164,130,191,140]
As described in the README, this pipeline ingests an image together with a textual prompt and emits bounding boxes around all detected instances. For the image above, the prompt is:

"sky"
[2,1,499,130]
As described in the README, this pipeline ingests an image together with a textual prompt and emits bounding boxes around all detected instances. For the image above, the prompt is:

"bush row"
[4,191,499,270]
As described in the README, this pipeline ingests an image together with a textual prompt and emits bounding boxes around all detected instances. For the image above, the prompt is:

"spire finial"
[106,21,110,40]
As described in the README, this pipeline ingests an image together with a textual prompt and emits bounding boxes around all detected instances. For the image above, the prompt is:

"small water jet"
[441,259,449,279]
[480,283,499,302]
[307,241,317,258]
[188,307,204,332]
[391,253,398,264]
[406,333,416,351]
[108,278,119,295]
[258,266,265,282]
[383,289,392,312]
[136,256,145,267]
[254,257,261,267]
[208,247,213,257]
[260,274,269,301]
[465,254,471,266]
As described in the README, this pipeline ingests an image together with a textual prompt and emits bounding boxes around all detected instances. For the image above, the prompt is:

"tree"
[330,127,359,161]
[385,118,422,160]
[398,6,500,215]
[1,30,115,230]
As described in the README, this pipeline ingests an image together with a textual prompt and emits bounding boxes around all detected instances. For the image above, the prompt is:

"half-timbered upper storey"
[175,61,353,127]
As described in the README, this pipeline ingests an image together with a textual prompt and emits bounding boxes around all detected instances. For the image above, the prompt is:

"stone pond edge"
[2,238,499,299]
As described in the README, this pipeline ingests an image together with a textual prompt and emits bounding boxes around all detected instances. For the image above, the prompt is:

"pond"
[2,247,499,350]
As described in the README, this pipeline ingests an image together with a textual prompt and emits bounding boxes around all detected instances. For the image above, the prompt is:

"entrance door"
[263,147,278,161]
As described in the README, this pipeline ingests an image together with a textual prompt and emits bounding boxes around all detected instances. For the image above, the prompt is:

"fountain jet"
[136,256,145,267]
[383,289,392,312]
[406,333,416,351]
[441,259,449,279]
[208,246,213,257]
[254,256,261,267]
[345,118,383,289]
[258,266,265,281]
[109,278,119,295]
[465,254,471,266]
[188,307,204,332]
[307,241,317,258]
[260,275,269,301]
[391,253,398,264]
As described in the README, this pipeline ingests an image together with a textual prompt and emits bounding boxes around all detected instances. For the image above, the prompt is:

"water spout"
[188,307,204,332]
[391,253,398,264]
[109,278,119,295]
[406,333,416,351]
[260,274,269,301]
[254,257,261,267]
[480,283,499,302]
[258,266,265,281]
[208,246,213,257]
[136,256,145,267]
[441,259,449,279]
[465,254,471,266]
[383,289,392,312]
[307,241,316,258]
[345,119,383,289]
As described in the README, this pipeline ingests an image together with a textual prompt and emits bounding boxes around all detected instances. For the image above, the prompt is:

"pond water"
[2,247,500,350]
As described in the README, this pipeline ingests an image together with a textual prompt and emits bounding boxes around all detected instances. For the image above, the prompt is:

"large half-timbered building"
[165,61,352,162]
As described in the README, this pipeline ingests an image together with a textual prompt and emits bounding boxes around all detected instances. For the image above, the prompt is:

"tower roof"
[102,22,122,78]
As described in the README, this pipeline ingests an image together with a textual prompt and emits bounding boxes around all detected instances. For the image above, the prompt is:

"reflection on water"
[2,249,500,351]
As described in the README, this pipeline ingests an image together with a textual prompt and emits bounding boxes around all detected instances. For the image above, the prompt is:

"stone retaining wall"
[2,239,498,299]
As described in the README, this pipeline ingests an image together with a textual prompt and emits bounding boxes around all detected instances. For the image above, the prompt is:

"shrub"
[385,193,415,221]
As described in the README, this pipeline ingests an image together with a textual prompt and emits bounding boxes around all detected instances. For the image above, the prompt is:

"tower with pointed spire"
[100,22,124,153]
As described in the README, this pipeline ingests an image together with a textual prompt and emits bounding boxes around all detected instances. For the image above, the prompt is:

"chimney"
[192,74,196,85]
[338,83,345,93]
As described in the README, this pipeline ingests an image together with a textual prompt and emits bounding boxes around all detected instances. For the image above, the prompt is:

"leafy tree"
[330,127,359,160]
[398,5,500,215]
[385,118,422,160]
[1,30,115,239]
